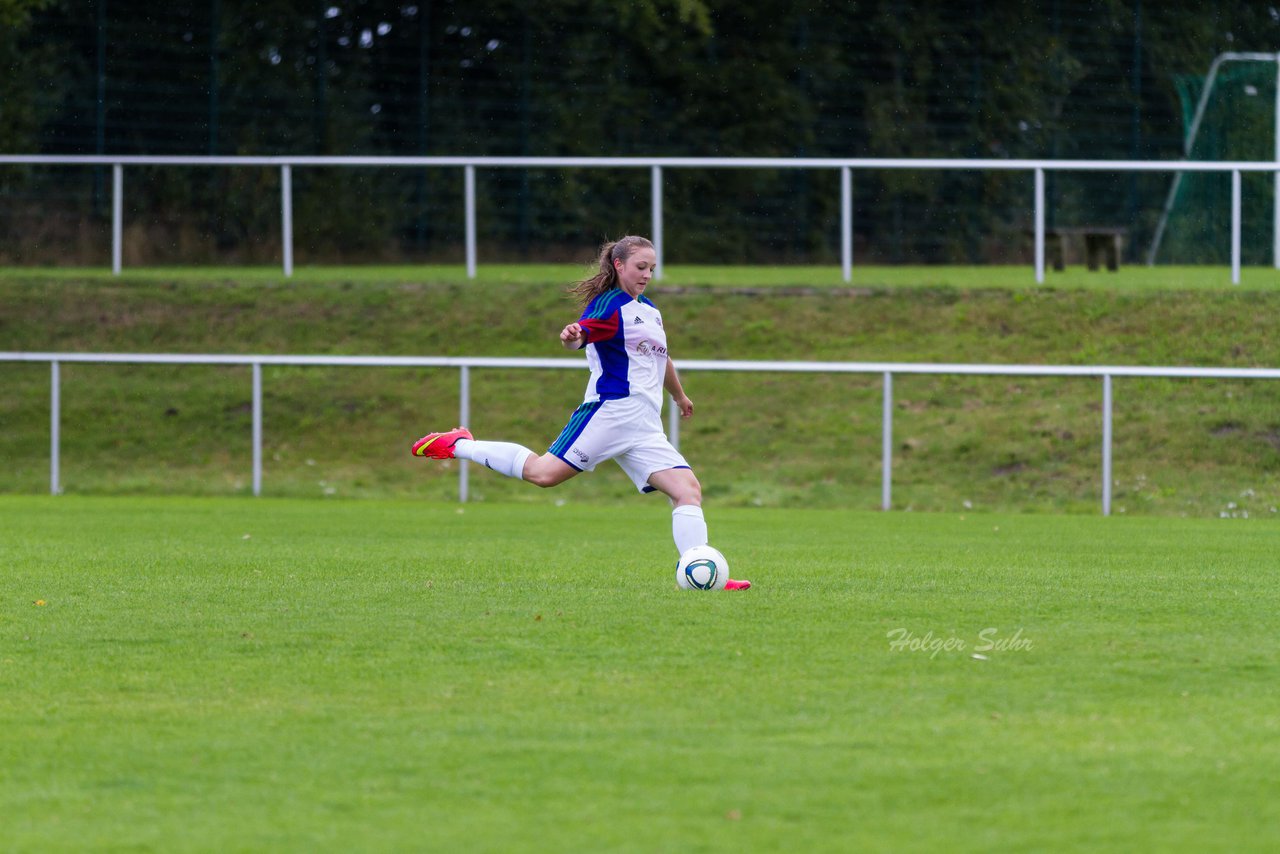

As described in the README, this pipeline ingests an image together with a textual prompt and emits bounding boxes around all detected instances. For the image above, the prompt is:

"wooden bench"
[1041,227,1128,272]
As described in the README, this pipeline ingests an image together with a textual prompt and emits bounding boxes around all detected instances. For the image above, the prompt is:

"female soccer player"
[411,235,750,590]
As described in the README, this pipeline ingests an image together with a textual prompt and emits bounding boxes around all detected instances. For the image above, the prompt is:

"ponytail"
[568,235,654,306]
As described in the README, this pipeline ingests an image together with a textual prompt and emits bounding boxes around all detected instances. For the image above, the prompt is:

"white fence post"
[459,365,470,502]
[252,361,263,496]
[50,360,61,494]
[1034,167,1045,284]
[841,166,853,283]
[465,165,477,279]
[112,164,123,275]
[882,371,893,511]
[1231,169,1242,285]
[651,165,664,279]
[1102,373,1112,516]
[281,165,293,278]
[1275,162,1280,269]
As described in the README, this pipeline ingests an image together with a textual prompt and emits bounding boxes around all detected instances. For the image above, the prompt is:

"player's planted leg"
[649,467,752,591]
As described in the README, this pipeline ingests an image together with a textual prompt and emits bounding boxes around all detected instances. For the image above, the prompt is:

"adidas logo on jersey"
[632,316,645,324]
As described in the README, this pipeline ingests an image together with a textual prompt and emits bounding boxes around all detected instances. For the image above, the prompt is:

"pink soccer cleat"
[411,426,473,459]
[724,579,752,591]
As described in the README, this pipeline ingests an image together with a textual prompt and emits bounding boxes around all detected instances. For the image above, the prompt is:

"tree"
[0,0,63,153]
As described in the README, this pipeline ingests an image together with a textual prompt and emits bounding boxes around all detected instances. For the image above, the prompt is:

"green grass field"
[2,495,1277,851]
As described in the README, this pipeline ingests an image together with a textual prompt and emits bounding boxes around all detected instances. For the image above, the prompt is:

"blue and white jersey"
[575,288,669,413]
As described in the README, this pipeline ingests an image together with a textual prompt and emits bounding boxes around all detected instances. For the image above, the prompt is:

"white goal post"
[1146,52,1280,268]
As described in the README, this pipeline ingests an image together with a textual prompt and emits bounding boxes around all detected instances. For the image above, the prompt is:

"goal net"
[1151,56,1277,265]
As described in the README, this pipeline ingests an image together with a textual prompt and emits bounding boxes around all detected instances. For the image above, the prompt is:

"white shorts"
[547,396,690,493]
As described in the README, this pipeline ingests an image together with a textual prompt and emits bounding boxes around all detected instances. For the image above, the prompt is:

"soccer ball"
[676,545,729,591]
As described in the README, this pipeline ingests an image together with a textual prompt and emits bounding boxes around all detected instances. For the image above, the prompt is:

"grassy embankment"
[3,264,1280,515]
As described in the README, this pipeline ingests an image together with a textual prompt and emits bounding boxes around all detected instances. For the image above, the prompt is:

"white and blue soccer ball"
[676,545,729,591]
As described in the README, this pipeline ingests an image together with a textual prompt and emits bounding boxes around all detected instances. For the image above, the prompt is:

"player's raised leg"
[411,428,580,486]
[411,426,472,459]
[519,453,580,488]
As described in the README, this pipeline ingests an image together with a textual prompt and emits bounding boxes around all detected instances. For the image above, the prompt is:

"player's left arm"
[664,357,694,418]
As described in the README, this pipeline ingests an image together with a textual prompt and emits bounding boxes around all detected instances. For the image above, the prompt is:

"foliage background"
[3,0,1280,264]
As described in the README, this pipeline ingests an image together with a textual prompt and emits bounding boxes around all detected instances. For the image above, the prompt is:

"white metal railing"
[3,154,1280,283]
[6,351,1280,514]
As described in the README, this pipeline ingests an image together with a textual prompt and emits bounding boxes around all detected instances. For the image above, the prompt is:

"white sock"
[672,505,708,555]
[453,439,534,481]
